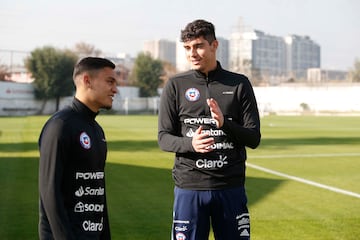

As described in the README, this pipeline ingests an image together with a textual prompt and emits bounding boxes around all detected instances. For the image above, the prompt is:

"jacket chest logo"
[185,88,200,102]
[80,132,91,149]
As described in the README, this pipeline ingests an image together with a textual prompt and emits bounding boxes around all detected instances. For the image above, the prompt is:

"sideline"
[246,163,360,199]
[251,152,360,159]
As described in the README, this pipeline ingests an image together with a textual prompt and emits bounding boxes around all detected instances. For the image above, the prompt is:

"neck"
[201,61,217,76]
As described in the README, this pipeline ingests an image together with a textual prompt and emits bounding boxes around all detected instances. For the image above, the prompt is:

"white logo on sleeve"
[75,186,105,197]
[74,202,104,213]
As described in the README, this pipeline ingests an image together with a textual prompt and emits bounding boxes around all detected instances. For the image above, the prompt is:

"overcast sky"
[1,0,359,70]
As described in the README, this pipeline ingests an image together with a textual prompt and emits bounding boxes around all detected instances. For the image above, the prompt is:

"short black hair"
[73,57,115,79]
[180,19,216,44]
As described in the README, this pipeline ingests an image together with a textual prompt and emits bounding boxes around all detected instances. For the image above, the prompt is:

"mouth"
[191,60,200,65]
[191,58,203,67]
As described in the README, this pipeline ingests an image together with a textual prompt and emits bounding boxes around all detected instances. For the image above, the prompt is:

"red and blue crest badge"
[176,232,186,240]
[185,88,200,102]
[80,132,91,149]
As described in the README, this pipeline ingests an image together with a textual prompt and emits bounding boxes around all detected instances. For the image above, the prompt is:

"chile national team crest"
[80,132,91,149]
[175,232,186,240]
[185,88,200,102]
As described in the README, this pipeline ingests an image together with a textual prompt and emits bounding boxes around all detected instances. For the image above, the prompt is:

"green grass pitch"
[0,115,359,239]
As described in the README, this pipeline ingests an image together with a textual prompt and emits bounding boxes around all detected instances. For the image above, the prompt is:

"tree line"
[1,43,360,113]
[5,43,171,112]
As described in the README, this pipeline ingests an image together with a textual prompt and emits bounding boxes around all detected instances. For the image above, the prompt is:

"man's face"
[88,67,118,110]
[183,36,218,74]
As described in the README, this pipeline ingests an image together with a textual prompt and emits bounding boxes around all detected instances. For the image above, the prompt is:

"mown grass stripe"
[247,163,360,199]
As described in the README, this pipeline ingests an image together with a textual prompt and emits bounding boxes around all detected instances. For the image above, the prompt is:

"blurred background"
[1,0,360,116]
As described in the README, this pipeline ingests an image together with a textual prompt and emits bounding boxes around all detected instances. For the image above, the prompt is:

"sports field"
[0,115,359,239]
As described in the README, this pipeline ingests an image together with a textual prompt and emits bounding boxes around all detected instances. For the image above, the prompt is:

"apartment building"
[230,18,321,83]
[143,39,176,67]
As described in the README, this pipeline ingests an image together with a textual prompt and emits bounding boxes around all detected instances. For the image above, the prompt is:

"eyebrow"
[184,42,204,48]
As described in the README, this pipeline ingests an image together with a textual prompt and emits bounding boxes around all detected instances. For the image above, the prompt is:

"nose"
[113,85,118,94]
[185,47,196,58]
[189,47,197,57]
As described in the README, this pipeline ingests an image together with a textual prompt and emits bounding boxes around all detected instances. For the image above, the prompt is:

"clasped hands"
[192,98,224,153]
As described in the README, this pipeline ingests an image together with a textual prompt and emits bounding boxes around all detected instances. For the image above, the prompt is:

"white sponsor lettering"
[208,142,234,150]
[201,129,226,137]
[173,220,190,224]
[76,172,104,180]
[175,225,188,232]
[196,155,228,169]
[83,218,103,232]
[74,202,104,213]
[187,128,226,138]
[184,118,216,125]
[75,186,105,197]
[237,213,250,231]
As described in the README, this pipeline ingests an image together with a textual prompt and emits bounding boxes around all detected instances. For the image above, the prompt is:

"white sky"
[1,0,359,70]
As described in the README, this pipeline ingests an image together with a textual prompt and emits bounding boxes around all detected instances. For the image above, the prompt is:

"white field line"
[246,163,360,199]
[251,152,360,159]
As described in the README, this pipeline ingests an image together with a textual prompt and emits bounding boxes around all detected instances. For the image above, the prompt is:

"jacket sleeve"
[39,118,75,239]
[158,79,194,153]
[100,183,111,239]
[221,79,261,149]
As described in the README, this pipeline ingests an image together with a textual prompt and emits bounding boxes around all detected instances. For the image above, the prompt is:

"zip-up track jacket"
[158,62,261,190]
[39,98,110,239]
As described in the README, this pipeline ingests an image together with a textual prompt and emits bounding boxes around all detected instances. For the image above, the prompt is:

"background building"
[229,18,255,77]
[216,37,229,70]
[251,30,287,84]
[175,39,189,72]
[143,39,176,67]
[230,18,321,85]
[285,35,321,80]
[307,68,348,83]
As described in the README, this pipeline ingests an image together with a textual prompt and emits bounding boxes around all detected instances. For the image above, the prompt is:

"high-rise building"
[216,37,229,70]
[229,18,321,83]
[284,35,321,79]
[175,38,190,72]
[143,39,176,67]
[252,31,287,78]
[229,18,256,77]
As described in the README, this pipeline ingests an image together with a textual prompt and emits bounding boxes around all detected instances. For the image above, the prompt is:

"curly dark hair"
[180,19,217,44]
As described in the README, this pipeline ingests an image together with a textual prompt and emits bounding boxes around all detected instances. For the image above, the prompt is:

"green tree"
[25,46,78,112]
[350,58,360,82]
[131,52,163,97]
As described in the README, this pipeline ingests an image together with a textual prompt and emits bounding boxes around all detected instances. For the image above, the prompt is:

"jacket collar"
[193,61,222,81]
[71,97,98,120]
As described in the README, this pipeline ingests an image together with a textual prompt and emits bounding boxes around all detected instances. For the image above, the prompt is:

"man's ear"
[83,74,92,88]
[211,40,219,50]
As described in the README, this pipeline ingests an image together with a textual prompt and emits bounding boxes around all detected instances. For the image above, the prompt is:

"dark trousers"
[172,186,250,240]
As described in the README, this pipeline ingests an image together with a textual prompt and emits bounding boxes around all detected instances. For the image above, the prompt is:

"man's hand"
[207,98,224,128]
[192,126,215,153]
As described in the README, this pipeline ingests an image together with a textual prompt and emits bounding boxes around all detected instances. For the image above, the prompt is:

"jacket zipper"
[205,76,210,116]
